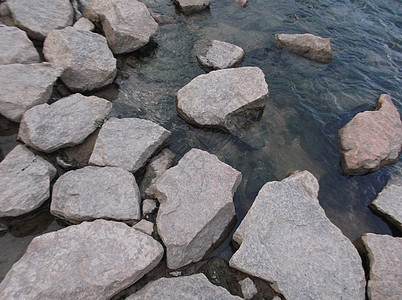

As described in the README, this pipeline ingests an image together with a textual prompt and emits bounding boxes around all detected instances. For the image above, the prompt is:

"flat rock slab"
[7,0,73,40]
[155,148,242,269]
[43,27,116,92]
[0,62,61,122]
[274,33,332,63]
[19,93,112,153]
[0,219,164,299]
[0,145,56,217]
[51,166,141,223]
[176,67,268,132]
[84,0,158,54]
[127,273,241,299]
[229,171,365,300]
[338,94,402,174]
[89,118,171,173]
[173,0,211,13]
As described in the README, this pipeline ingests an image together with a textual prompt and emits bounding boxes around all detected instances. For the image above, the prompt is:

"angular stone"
[0,220,164,299]
[0,145,56,217]
[43,27,117,92]
[0,63,61,122]
[133,219,154,235]
[239,277,257,300]
[229,171,365,300]
[7,0,73,40]
[73,17,95,31]
[51,166,141,223]
[84,0,158,54]
[274,33,332,63]
[89,118,171,173]
[173,0,211,13]
[142,199,157,216]
[19,93,112,153]
[176,67,268,132]
[155,148,242,269]
[338,94,402,174]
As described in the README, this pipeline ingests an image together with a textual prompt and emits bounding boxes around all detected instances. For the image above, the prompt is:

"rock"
[142,199,157,216]
[7,0,73,40]
[0,25,40,65]
[126,273,241,299]
[133,219,154,235]
[19,93,112,153]
[239,277,257,300]
[51,166,141,223]
[150,12,178,26]
[194,40,244,71]
[274,33,332,63]
[0,219,164,299]
[0,2,10,16]
[155,148,242,269]
[84,0,158,54]
[237,0,247,7]
[43,27,116,92]
[0,63,61,122]
[229,171,366,300]
[89,118,171,173]
[176,67,268,133]
[173,0,211,13]
[0,145,56,217]
[338,94,402,174]
[73,17,95,31]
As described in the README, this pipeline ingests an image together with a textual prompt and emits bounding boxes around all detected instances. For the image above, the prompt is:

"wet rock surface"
[173,0,211,13]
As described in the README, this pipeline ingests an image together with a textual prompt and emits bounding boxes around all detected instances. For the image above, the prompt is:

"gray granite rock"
[0,145,56,217]
[0,62,61,122]
[0,219,164,299]
[142,199,157,216]
[176,67,268,133]
[84,0,158,54]
[133,219,154,235]
[173,0,211,13]
[7,0,73,40]
[239,277,257,300]
[89,118,171,173]
[73,17,95,31]
[19,93,112,153]
[229,171,365,300]
[155,148,242,269]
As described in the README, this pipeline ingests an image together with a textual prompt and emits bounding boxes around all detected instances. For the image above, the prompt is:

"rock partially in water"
[274,33,332,63]
[176,67,268,133]
[239,277,257,300]
[19,93,112,153]
[229,171,366,300]
[173,0,211,13]
[73,17,95,31]
[155,148,242,269]
[133,219,154,235]
[84,0,158,54]
[51,166,141,223]
[0,219,164,299]
[43,27,116,92]
[338,94,402,174]
[7,0,73,40]
[142,199,157,216]
[0,145,56,217]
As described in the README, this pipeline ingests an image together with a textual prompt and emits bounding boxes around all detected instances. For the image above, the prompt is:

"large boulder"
[173,0,211,13]
[7,0,73,40]
[176,67,268,133]
[43,27,117,92]
[0,219,164,299]
[229,171,366,300]
[0,145,56,217]
[51,166,141,223]
[84,0,158,54]
[155,148,242,269]
[89,118,171,173]
[338,94,402,174]
[19,93,112,153]
[0,63,61,122]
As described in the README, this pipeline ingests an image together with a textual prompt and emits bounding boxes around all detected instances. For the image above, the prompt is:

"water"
[1,0,401,287]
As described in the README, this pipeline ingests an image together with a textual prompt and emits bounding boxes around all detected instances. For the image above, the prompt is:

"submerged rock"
[73,17,95,31]
[0,220,164,299]
[173,0,211,13]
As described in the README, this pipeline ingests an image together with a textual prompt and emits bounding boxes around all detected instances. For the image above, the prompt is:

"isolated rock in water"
[0,25,40,65]
[19,93,112,153]
[176,67,268,132]
[0,220,164,299]
[133,219,154,236]
[338,94,402,174]
[127,273,241,300]
[84,0,158,54]
[0,145,56,217]
[229,171,365,300]
[239,277,257,300]
[173,0,211,13]
[51,166,141,223]
[73,17,95,31]
[43,27,116,92]
[274,33,332,63]
[194,40,244,71]
[7,0,73,40]
[142,199,157,216]
[89,118,171,173]
[155,148,242,269]
[0,63,61,122]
